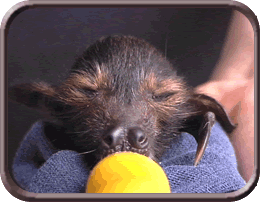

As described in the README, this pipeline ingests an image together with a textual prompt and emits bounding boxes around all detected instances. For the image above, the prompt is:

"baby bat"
[9,35,235,168]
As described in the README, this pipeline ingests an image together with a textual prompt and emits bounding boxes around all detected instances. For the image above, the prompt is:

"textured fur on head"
[9,35,235,168]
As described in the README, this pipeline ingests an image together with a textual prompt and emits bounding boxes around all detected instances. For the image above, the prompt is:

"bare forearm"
[207,10,255,182]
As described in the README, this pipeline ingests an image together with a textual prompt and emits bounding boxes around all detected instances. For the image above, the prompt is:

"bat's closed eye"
[79,88,98,97]
[152,92,176,102]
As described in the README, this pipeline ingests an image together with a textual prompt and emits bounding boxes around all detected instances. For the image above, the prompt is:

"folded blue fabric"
[12,121,245,193]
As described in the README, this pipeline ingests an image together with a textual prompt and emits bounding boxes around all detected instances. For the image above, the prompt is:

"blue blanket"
[12,121,245,193]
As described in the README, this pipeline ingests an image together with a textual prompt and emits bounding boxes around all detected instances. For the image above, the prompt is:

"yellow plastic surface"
[86,152,171,193]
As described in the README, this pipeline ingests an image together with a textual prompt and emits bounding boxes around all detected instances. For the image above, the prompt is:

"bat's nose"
[127,127,148,149]
[103,127,125,148]
[102,126,148,150]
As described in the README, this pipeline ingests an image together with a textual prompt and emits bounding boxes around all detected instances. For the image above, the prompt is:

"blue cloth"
[12,121,245,193]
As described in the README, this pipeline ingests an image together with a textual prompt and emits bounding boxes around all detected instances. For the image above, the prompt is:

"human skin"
[196,10,255,182]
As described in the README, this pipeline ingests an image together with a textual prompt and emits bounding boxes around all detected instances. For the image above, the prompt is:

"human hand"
[195,78,254,182]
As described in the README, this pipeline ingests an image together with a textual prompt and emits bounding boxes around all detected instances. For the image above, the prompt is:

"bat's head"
[9,36,235,167]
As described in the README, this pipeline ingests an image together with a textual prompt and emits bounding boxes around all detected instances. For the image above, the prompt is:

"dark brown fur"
[9,35,235,168]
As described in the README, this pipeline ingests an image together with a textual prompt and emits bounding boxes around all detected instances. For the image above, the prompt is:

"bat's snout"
[102,126,149,153]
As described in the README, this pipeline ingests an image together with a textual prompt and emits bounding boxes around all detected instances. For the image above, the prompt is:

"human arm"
[196,10,255,182]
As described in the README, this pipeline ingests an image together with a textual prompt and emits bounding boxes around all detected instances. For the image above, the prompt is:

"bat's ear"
[8,82,57,111]
[180,94,236,166]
